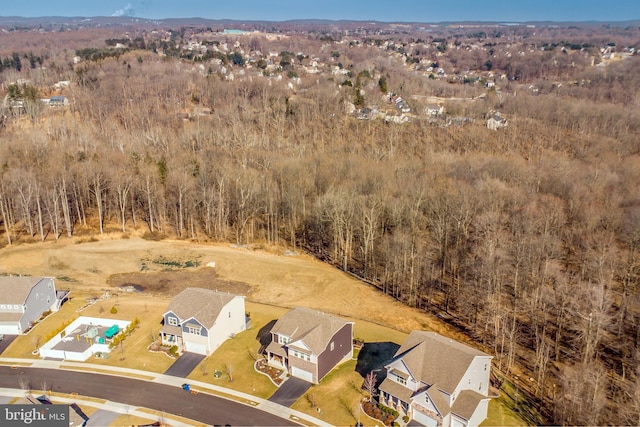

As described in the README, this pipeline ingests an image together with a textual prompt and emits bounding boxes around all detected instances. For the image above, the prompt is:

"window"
[228,311,231,318]
[330,341,335,351]
[278,335,290,345]
[46,296,50,304]
[168,317,178,326]
[479,382,482,391]
[396,375,406,385]
[187,326,200,335]
[291,350,309,361]
[484,364,488,371]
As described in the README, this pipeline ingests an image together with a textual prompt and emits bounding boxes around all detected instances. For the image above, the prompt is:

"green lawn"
[482,397,530,426]
[187,302,286,399]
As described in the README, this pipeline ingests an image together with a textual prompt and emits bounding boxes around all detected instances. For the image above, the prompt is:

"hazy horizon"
[2,0,638,23]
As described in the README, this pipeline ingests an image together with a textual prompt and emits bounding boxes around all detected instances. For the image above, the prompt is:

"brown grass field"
[0,235,527,426]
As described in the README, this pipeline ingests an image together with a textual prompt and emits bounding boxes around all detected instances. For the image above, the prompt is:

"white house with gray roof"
[0,276,60,335]
[265,307,353,384]
[379,331,493,427]
[160,288,246,356]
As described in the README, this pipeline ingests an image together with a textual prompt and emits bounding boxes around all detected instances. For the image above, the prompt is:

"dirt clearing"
[0,236,454,336]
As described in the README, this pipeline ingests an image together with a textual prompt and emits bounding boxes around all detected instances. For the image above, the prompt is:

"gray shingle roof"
[166,288,240,329]
[0,276,46,305]
[394,331,489,394]
[270,307,352,355]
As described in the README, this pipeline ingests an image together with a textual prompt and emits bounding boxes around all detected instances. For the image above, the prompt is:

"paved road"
[0,367,295,426]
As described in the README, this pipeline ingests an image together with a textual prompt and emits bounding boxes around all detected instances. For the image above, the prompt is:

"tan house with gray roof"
[0,276,60,335]
[265,307,353,383]
[379,331,493,427]
[160,288,246,355]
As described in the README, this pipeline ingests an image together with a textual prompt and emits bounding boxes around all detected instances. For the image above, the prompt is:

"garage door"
[0,323,20,335]
[184,342,207,355]
[291,366,314,382]
[413,410,438,427]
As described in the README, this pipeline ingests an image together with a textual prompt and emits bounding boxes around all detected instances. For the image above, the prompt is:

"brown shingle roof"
[379,377,414,402]
[452,389,489,420]
[166,288,240,329]
[394,331,489,394]
[270,307,352,355]
[426,384,451,415]
[0,276,45,304]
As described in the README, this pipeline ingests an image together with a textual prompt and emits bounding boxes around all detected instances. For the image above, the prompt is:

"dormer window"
[168,317,178,326]
[278,335,290,345]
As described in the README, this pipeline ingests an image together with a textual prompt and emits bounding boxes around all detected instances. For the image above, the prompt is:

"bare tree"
[363,371,378,402]
[223,363,234,382]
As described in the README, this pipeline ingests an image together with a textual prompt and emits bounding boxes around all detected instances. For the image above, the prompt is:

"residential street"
[0,367,296,426]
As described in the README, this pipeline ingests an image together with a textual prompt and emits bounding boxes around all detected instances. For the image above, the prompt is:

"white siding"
[466,399,489,427]
[206,295,246,353]
[455,356,492,399]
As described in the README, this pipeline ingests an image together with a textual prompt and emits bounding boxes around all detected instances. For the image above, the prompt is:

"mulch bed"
[362,400,397,426]
[255,358,284,386]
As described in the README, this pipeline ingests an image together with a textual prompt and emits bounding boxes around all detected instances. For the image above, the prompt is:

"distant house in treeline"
[48,95,69,107]
[486,111,507,130]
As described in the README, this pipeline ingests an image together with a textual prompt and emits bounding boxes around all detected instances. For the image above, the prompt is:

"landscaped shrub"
[110,306,118,314]
[403,415,410,423]
[379,403,399,418]
[169,345,179,356]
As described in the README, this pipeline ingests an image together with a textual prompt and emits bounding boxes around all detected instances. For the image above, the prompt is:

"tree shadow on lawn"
[355,341,400,385]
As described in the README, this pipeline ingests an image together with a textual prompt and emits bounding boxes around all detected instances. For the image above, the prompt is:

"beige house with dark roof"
[265,307,353,384]
[160,288,246,356]
[379,331,493,427]
[0,276,60,335]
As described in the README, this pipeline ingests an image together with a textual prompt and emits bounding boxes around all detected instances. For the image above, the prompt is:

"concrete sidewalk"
[0,357,332,426]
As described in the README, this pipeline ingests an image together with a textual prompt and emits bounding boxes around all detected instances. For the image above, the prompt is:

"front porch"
[160,324,183,352]
[265,341,289,370]
[380,390,410,418]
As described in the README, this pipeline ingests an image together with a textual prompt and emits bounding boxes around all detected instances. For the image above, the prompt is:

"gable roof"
[166,288,240,329]
[451,389,489,420]
[393,331,489,394]
[0,276,48,305]
[271,307,352,355]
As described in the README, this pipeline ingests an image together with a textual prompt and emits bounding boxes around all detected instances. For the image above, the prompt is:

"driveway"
[268,376,311,407]
[0,335,17,355]
[163,352,205,377]
[85,409,120,427]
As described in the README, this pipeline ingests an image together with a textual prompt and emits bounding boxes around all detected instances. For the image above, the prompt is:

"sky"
[2,0,639,23]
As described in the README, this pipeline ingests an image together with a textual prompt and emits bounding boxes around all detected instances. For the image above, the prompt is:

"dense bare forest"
[1,20,640,425]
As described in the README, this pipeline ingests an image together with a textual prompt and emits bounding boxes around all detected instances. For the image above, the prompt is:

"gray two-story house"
[0,276,60,335]
[160,288,247,356]
[265,307,354,384]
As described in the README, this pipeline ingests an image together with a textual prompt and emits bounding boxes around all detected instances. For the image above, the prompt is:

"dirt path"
[0,236,452,336]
